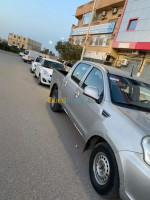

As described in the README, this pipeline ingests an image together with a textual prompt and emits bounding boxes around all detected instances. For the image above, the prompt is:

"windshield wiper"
[115,102,150,112]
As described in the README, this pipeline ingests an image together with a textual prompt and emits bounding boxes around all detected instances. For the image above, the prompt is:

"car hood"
[33,62,38,65]
[42,67,53,75]
[118,106,150,134]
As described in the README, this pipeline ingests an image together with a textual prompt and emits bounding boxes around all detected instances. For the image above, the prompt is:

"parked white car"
[30,56,42,73]
[19,51,25,57]
[35,58,63,85]
[22,50,39,63]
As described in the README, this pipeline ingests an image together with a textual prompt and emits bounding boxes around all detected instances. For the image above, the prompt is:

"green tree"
[43,48,49,55]
[49,51,55,56]
[55,41,83,64]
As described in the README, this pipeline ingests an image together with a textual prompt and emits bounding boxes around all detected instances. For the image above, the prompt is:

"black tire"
[38,74,42,85]
[50,89,61,112]
[24,60,27,63]
[89,142,119,198]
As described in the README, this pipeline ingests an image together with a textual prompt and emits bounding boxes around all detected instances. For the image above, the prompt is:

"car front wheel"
[50,89,61,112]
[89,142,119,198]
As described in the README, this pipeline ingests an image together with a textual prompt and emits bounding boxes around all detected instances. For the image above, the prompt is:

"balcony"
[75,0,125,19]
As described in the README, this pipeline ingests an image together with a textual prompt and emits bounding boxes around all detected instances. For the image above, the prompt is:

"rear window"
[24,50,29,55]
[43,60,63,69]
[71,63,90,84]
[35,57,42,62]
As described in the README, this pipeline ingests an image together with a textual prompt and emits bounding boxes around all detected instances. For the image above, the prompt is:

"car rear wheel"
[50,89,61,112]
[89,142,119,198]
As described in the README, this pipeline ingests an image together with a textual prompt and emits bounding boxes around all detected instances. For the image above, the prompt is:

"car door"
[61,62,91,120]
[70,67,104,138]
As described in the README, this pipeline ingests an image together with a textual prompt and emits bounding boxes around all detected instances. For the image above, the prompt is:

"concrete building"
[113,0,150,81]
[8,33,41,52]
[69,0,125,65]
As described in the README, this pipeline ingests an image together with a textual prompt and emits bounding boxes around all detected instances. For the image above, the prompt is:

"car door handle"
[75,91,80,98]
[64,81,68,86]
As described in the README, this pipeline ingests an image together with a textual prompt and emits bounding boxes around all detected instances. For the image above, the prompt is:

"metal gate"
[141,61,150,82]
[121,59,141,75]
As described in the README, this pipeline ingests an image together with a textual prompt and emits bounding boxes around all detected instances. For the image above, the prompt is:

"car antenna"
[131,66,135,77]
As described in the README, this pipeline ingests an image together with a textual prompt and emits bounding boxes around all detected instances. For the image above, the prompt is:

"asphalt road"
[0,51,109,200]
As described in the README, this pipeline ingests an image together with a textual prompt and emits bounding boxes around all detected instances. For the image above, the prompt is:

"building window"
[90,34,112,46]
[127,18,138,31]
[83,12,91,25]
[72,36,84,45]
[14,35,16,38]
[24,38,26,41]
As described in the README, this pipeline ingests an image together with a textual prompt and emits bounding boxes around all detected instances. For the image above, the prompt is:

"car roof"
[82,61,149,84]
[42,58,62,64]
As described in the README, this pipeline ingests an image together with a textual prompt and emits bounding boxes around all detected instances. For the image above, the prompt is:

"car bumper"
[31,64,36,72]
[22,57,29,62]
[118,151,150,200]
[41,74,51,85]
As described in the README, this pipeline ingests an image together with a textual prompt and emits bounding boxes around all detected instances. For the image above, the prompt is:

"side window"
[82,68,104,96]
[71,63,90,84]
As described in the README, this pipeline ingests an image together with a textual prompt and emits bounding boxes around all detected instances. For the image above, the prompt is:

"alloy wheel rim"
[93,152,110,185]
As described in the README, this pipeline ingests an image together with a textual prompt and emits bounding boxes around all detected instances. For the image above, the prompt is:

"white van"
[22,50,39,63]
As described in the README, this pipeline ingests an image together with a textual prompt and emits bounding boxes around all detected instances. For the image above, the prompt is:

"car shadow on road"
[45,102,109,200]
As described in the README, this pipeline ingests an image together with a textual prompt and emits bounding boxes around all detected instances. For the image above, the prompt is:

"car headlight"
[42,70,49,77]
[142,136,150,166]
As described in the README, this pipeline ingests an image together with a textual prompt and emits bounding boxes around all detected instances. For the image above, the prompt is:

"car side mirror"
[83,86,99,101]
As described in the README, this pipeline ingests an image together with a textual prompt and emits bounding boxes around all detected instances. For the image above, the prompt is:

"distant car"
[22,50,39,63]
[35,58,63,85]
[30,56,42,73]
[19,51,25,56]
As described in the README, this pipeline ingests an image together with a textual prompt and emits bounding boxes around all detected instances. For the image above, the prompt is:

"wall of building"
[113,0,150,50]
[8,33,41,52]
[112,0,150,81]
[70,0,125,65]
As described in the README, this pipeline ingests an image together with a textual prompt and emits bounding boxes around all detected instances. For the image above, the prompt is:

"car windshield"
[24,50,29,55]
[109,74,150,112]
[43,60,63,69]
[35,57,42,62]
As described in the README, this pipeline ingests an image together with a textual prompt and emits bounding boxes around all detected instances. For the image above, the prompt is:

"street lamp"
[81,0,101,60]
[49,41,53,45]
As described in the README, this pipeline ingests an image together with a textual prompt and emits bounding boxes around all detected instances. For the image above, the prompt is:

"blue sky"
[0,0,89,54]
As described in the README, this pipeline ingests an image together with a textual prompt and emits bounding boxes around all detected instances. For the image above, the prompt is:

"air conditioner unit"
[121,59,128,66]
[112,8,118,14]
[102,11,107,17]
[132,50,139,55]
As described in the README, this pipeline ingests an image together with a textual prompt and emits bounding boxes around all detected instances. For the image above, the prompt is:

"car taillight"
[28,56,30,59]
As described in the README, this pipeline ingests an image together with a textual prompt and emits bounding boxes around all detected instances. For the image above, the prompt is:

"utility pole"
[80,0,100,60]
